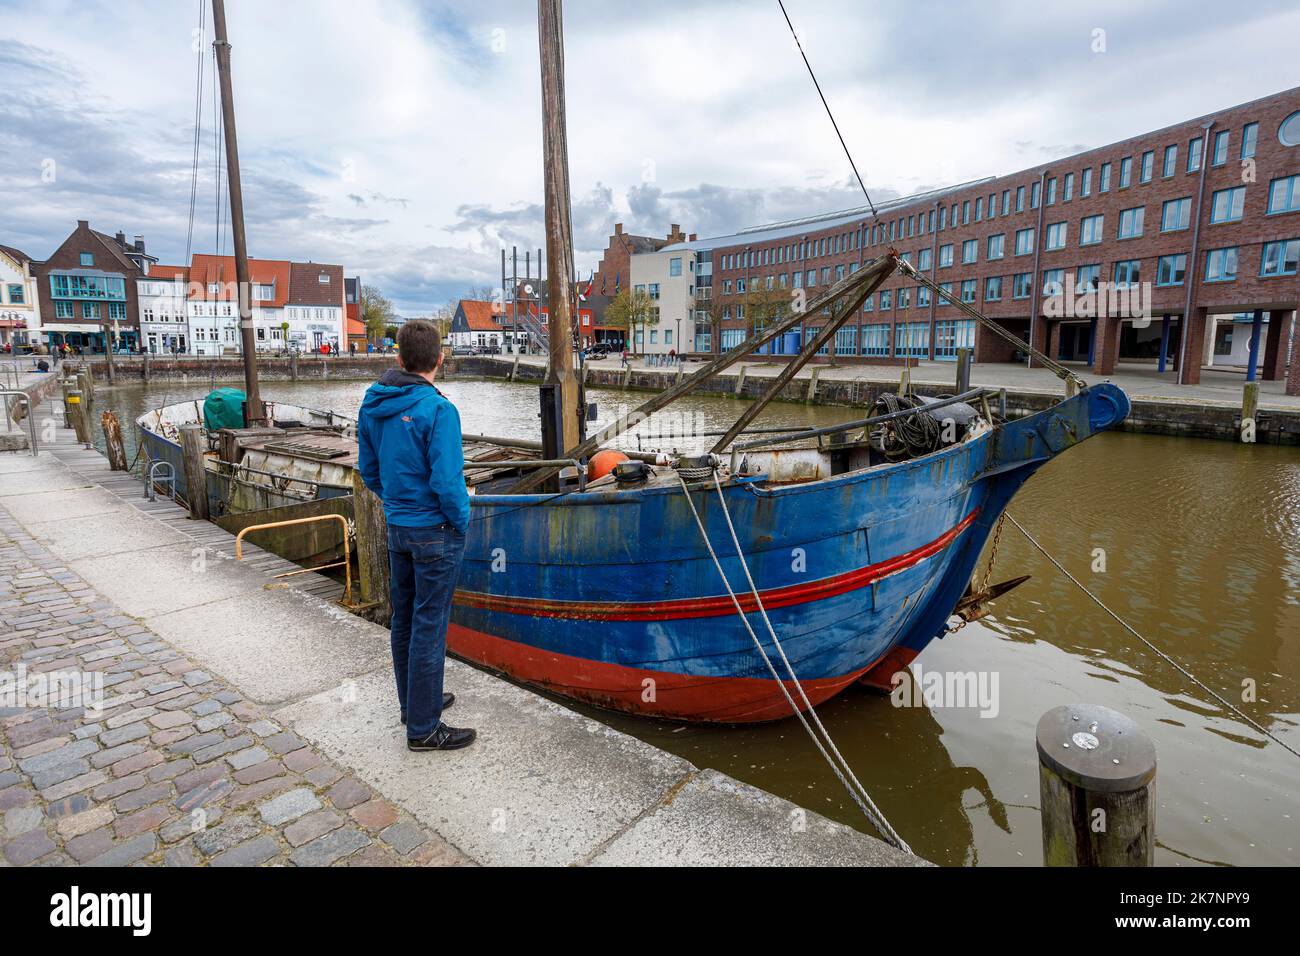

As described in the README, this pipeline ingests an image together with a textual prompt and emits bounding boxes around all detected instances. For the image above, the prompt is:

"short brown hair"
[397,320,441,373]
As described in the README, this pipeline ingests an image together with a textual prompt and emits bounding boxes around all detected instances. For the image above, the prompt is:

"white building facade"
[0,245,41,351]
[628,245,698,355]
[137,267,190,354]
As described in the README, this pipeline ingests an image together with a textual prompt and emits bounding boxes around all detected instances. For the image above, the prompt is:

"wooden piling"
[734,365,747,396]
[1037,703,1156,867]
[805,367,821,405]
[67,389,91,446]
[101,412,128,471]
[351,469,391,625]
[955,347,971,393]
[180,424,210,520]
[290,352,299,381]
[142,351,151,382]
[60,381,75,429]
[1241,381,1259,443]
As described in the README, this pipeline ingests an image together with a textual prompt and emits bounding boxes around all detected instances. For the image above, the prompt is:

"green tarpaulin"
[203,388,247,431]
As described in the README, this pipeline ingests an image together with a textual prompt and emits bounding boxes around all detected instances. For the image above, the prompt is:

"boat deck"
[40,395,347,603]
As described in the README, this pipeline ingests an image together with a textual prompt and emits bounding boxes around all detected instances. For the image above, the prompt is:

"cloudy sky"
[1,0,1297,314]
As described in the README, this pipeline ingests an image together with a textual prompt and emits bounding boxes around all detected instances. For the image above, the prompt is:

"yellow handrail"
[234,514,354,607]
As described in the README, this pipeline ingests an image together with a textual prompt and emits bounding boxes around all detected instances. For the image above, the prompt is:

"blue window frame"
[1210,187,1245,223]
[1204,247,1239,282]
[1014,228,1034,255]
[1113,259,1141,288]
[1042,268,1065,296]
[1211,130,1229,166]
[1119,157,1132,188]
[1140,151,1154,183]
[1099,162,1111,192]
[960,279,976,303]
[879,289,893,311]
[938,244,953,268]
[1045,222,1067,250]
[897,321,930,358]
[54,301,74,319]
[1156,254,1187,287]
[1260,239,1299,277]
[1268,175,1300,214]
[834,327,857,356]
[1117,207,1144,239]
[918,248,933,271]
[987,234,1005,260]
[1187,137,1203,172]
[79,252,94,267]
[1080,214,1104,245]
[933,319,974,361]
[985,276,1003,302]
[1163,144,1177,177]
[961,239,977,264]
[1241,122,1258,160]
[1075,264,1100,292]
[1081,168,1092,196]
[860,323,890,357]
[1012,273,1032,299]
[1161,197,1191,232]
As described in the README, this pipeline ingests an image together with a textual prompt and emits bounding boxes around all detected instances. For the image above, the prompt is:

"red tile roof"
[288,262,345,307]
[459,299,504,331]
[188,254,291,306]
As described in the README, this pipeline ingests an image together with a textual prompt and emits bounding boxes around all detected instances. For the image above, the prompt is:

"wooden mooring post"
[180,424,209,519]
[1037,703,1156,866]
[1240,381,1259,443]
[955,347,971,393]
[67,389,91,448]
[101,411,128,471]
[350,469,391,625]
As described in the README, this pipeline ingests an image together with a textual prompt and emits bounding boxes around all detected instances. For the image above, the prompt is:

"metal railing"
[234,514,355,608]
[143,460,177,501]
[0,391,38,456]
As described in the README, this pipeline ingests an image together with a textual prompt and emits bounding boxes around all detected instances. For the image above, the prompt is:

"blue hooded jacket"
[357,370,471,532]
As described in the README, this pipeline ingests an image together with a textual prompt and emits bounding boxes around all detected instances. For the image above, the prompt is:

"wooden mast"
[211,0,267,426]
[537,0,580,460]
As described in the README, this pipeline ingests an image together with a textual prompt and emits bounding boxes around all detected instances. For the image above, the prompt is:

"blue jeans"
[387,523,466,737]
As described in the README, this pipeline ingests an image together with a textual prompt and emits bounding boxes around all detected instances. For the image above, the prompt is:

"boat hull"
[448,384,1129,723]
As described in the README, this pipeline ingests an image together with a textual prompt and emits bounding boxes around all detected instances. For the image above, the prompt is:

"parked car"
[452,345,475,356]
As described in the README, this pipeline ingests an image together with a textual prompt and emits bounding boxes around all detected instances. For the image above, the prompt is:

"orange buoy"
[588,449,630,482]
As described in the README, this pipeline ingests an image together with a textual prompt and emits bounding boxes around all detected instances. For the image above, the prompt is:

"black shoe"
[407,724,476,751]
[401,692,454,725]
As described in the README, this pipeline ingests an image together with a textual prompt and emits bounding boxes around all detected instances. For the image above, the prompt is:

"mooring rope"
[676,471,911,853]
[1005,512,1300,761]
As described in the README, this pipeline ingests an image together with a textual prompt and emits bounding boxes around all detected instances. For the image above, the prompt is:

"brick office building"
[590,223,690,298]
[702,86,1300,394]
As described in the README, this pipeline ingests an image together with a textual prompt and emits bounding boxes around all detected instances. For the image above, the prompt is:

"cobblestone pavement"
[0,505,470,867]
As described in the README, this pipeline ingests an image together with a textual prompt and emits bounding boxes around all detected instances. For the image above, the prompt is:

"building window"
[1063,172,1074,201]
[1161,197,1192,232]
[961,239,978,264]
[1042,268,1065,296]
[1204,247,1239,282]
[1030,181,1041,209]
[1210,187,1246,223]
[960,279,976,303]
[1081,168,1092,197]
[1045,222,1067,250]
[1001,190,1011,215]
[860,324,890,357]
[975,197,984,221]
[1163,144,1177,177]
[669,257,682,277]
[862,294,874,312]
[879,290,893,311]
[834,327,856,356]
[917,285,931,307]
[1014,228,1034,256]
[1119,156,1132,188]
[1156,254,1187,287]
[55,301,74,319]
[897,321,931,358]
[1260,239,1299,277]
[918,248,933,271]
[985,276,1003,302]
[107,303,126,320]
[82,302,99,319]
[1117,206,1145,239]
[897,287,911,310]
[1211,130,1230,166]
[962,200,971,224]
[937,282,952,305]
[1080,214,1104,245]
[987,234,1005,260]
[1241,122,1259,159]
[1113,259,1141,288]
[1267,175,1300,214]
[1015,185,1025,212]
[938,244,953,268]
[933,319,974,360]
[1099,162,1111,192]
[1281,111,1300,147]
[1075,264,1100,292]
[1046,178,1057,205]
[1187,136,1203,172]
[1140,151,1154,183]
[6,284,23,304]
[80,252,94,267]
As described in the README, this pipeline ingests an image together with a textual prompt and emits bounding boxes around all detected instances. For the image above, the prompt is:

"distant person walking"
[357,320,475,752]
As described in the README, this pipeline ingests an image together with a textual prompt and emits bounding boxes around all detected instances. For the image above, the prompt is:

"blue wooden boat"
[448,383,1130,722]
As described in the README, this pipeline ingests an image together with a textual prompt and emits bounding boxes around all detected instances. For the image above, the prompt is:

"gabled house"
[450,299,504,350]
[0,244,41,351]
[34,220,151,352]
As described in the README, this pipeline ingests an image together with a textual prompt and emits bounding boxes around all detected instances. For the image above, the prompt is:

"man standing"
[357,320,476,751]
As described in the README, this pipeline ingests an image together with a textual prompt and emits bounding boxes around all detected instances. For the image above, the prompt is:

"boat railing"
[234,514,355,608]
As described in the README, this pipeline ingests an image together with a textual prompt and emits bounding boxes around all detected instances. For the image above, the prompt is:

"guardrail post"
[351,469,391,624]
[1037,703,1156,867]
[180,424,209,519]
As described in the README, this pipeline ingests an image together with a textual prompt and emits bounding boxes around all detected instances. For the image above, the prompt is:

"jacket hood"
[360,369,438,419]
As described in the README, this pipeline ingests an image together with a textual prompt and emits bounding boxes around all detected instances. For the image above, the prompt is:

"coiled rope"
[675,470,912,853]
[1005,512,1300,761]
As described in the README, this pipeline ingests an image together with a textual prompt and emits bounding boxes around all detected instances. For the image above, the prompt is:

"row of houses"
[0,220,366,355]
[605,85,1300,395]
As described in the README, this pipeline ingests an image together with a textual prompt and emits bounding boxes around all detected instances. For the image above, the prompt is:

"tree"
[603,288,655,355]
[360,284,395,342]
[741,283,789,340]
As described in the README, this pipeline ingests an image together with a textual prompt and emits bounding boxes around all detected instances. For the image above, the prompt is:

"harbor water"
[90,376,1300,866]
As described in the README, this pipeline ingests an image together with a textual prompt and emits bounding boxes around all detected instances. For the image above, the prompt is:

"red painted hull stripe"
[453,507,980,622]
